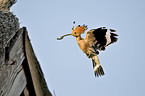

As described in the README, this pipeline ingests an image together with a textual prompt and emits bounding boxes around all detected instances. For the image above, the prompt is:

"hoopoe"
[57,21,118,77]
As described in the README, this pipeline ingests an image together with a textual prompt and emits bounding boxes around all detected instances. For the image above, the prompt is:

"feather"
[85,27,118,52]
[58,22,118,77]
[92,59,104,77]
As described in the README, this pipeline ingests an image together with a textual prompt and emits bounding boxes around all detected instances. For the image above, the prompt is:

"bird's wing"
[85,27,118,53]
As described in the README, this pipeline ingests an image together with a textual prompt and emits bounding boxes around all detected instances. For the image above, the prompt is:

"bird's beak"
[57,33,72,40]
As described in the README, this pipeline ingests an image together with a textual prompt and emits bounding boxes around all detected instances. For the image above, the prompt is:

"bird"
[57,21,118,77]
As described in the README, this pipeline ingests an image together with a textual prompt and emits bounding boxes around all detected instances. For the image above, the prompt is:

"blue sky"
[11,0,145,96]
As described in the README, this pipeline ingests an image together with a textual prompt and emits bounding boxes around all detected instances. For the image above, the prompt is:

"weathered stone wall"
[0,0,16,11]
[0,9,19,66]
[0,1,52,96]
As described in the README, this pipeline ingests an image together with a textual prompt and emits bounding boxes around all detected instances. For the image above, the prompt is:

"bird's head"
[72,23,88,37]
[57,21,88,40]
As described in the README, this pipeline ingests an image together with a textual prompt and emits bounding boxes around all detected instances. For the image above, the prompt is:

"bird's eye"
[74,32,76,34]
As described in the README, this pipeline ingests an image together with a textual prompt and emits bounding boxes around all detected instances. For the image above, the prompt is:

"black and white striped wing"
[86,27,118,54]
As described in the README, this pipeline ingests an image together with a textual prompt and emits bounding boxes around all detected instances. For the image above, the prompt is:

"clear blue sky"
[11,0,145,96]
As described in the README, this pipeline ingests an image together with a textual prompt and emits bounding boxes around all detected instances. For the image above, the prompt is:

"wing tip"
[110,29,116,32]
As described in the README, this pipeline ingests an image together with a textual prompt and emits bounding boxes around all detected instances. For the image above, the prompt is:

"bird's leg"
[86,51,94,58]
[87,47,99,58]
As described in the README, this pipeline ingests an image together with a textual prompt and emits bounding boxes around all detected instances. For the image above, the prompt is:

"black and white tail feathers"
[87,27,118,77]
[92,59,104,77]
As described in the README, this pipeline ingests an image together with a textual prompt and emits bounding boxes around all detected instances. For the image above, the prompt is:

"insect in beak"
[57,33,72,40]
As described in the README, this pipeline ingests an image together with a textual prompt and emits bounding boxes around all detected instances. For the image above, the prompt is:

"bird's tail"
[92,56,105,77]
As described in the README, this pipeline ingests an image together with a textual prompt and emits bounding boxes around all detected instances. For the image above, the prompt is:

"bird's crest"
[72,21,88,34]
[57,21,118,77]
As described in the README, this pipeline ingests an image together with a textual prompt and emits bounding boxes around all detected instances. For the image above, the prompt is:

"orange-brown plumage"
[57,21,118,77]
